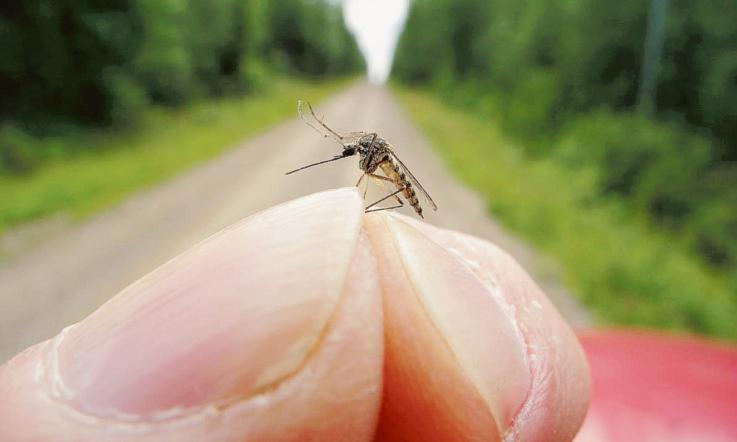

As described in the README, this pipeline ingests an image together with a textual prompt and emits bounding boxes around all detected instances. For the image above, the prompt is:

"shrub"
[239,57,271,94]
[555,112,712,225]
[687,169,737,267]
[699,50,737,159]
[0,125,40,175]
[499,68,562,145]
[104,70,149,126]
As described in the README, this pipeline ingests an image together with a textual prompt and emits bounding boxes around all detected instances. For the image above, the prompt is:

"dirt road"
[0,82,590,362]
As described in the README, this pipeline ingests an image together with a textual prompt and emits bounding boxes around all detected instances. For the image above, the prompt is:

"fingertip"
[0,190,382,441]
[367,213,590,441]
[426,222,591,441]
[365,215,503,441]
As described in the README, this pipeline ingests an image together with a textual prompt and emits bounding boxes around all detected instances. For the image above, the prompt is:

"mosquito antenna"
[285,155,347,175]
[297,100,346,147]
[305,101,346,141]
[298,100,329,139]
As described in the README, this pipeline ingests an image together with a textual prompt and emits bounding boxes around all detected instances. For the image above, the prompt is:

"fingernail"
[384,216,531,432]
[47,188,364,419]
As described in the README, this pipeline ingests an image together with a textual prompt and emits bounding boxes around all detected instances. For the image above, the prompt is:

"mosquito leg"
[365,203,404,213]
[365,187,405,212]
[362,135,380,200]
[363,132,380,200]
[367,173,403,205]
[355,173,370,199]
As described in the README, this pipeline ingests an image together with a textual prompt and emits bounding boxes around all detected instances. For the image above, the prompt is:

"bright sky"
[341,0,410,84]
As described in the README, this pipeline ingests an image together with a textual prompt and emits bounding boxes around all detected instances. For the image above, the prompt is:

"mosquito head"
[343,143,358,157]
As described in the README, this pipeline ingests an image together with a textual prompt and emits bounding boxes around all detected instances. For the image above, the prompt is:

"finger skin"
[0,189,383,442]
[455,231,590,441]
[368,214,590,442]
[0,188,589,441]
[367,215,502,441]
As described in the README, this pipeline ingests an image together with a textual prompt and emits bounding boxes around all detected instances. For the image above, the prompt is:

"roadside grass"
[0,78,346,234]
[395,86,737,340]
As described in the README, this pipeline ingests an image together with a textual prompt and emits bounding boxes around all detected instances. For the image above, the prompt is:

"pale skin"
[0,188,590,441]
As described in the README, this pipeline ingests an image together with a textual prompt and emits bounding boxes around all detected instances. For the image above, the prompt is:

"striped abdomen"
[379,159,423,218]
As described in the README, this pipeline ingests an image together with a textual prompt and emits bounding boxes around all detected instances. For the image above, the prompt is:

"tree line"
[0,0,361,172]
[393,0,737,281]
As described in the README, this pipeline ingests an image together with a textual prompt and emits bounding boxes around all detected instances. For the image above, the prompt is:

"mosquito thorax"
[354,143,368,156]
[359,134,380,147]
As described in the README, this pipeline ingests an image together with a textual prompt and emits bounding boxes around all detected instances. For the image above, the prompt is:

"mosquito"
[286,100,437,219]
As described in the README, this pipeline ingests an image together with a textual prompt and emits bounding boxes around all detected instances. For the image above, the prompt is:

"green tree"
[0,0,361,173]
[393,0,737,277]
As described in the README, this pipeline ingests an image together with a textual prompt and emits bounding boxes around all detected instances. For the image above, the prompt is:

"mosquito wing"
[387,145,438,211]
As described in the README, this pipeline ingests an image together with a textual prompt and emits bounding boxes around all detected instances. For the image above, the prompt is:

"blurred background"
[392,0,737,339]
[4,0,734,340]
[1,0,737,438]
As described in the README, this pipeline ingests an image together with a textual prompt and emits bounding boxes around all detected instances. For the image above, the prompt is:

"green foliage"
[393,0,454,83]
[263,0,362,76]
[239,56,271,94]
[394,0,737,153]
[105,70,149,126]
[0,125,40,175]
[397,87,737,339]
[396,0,643,139]
[0,0,361,176]
[394,0,737,332]
[0,1,141,123]
[499,69,562,142]
[0,78,347,233]
[688,170,737,268]
[557,113,710,216]
[132,0,193,105]
[551,111,737,269]
[0,0,358,118]
[699,50,737,157]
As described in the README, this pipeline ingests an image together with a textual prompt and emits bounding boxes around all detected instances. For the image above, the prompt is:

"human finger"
[0,188,383,442]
